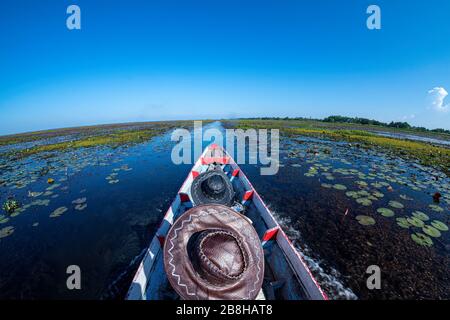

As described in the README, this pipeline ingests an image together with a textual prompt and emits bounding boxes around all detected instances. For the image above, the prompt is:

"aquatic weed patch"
[233,120,450,175]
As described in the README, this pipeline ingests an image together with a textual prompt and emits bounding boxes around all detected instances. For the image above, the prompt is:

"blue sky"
[1,0,450,135]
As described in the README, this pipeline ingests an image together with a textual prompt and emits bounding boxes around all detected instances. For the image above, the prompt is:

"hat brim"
[163,204,264,300]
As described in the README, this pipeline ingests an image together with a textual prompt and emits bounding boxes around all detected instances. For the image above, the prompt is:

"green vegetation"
[0,120,198,148]
[2,199,20,214]
[234,115,450,135]
[411,233,433,247]
[229,119,450,175]
[356,215,376,226]
[8,127,167,159]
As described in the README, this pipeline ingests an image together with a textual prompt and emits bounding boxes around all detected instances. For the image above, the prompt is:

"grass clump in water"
[15,129,160,158]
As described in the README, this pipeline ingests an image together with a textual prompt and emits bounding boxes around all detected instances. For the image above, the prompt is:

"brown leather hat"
[163,204,264,300]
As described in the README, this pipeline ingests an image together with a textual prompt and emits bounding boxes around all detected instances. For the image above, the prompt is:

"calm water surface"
[0,122,449,299]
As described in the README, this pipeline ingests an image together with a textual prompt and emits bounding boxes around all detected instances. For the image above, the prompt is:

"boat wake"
[271,211,358,300]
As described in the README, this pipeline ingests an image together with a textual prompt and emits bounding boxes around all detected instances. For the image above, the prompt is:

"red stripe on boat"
[210,144,219,149]
[179,192,190,203]
[157,235,165,247]
[201,157,230,165]
[191,171,200,179]
[232,169,240,177]
[262,227,279,241]
[243,190,254,201]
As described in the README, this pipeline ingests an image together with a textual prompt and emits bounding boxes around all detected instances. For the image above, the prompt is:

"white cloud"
[427,87,449,113]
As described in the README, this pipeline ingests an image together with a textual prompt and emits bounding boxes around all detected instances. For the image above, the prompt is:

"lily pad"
[356,181,368,187]
[75,204,87,211]
[333,184,347,191]
[411,233,433,247]
[400,194,413,201]
[377,208,394,217]
[428,204,443,212]
[412,211,429,221]
[388,200,404,209]
[356,198,372,206]
[72,197,87,205]
[345,191,358,198]
[422,225,441,238]
[321,183,332,188]
[32,222,39,227]
[357,190,370,197]
[430,220,448,232]
[371,182,383,188]
[372,191,384,198]
[50,206,68,218]
[407,217,425,228]
[396,218,410,228]
[0,226,14,238]
[356,215,376,226]
[29,191,43,198]
[0,216,10,224]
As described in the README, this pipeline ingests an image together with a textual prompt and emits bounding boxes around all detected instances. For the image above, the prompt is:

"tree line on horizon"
[239,115,450,135]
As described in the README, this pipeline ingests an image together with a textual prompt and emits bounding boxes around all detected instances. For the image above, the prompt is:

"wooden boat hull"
[127,144,327,300]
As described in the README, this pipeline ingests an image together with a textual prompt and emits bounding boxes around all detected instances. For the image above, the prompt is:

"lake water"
[373,131,450,147]
[0,122,449,299]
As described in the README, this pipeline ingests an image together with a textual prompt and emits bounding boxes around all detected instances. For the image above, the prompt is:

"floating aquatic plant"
[371,182,383,188]
[32,222,39,227]
[2,199,20,214]
[430,220,448,232]
[422,225,441,238]
[10,208,24,217]
[411,211,429,221]
[0,226,14,238]
[29,191,43,198]
[345,191,358,198]
[356,198,372,206]
[75,204,87,211]
[377,208,394,217]
[400,194,413,201]
[356,181,368,187]
[31,199,50,207]
[407,217,425,228]
[0,215,10,224]
[49,206,68,218]
[321,183,332,188]
[388,200,404,209]
[109,179,119,184]
[396,217,410,228]
[72,197,87,205]
[411,233,433,247]
[372,191,384,198]
[356,215,376,226]
[46,183,61,191]
[333,184,347,191]
[428,204,443,212]
[357,190,370,197]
